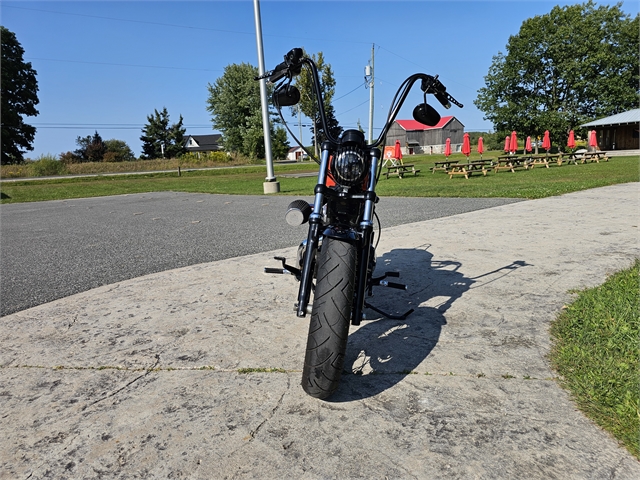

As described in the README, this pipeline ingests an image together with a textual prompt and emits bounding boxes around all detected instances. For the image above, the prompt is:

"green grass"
[1,153,638,204]
[549,260,640,458]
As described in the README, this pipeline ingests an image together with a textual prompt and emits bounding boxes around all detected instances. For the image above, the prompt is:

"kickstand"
[364,301,414,320]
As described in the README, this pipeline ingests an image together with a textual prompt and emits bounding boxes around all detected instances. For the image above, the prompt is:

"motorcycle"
[258,48,462,399]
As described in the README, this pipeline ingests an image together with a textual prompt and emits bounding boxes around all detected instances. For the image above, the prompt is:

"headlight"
[331,146,367,186]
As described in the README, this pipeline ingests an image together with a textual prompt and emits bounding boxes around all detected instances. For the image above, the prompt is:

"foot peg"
[365,271,414,320]
[264,256,301,281]
[370,271,407,292]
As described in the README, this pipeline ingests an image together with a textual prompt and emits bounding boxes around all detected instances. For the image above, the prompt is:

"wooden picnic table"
[448,160,491,179]
[385,164,421,179]
[431,159,459,173]
[528,153,562,168]
[494,155,531,173]
[568,151,609,164]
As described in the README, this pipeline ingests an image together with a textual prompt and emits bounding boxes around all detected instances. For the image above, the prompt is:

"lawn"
[550,260,640,459]
[1,153,638,204]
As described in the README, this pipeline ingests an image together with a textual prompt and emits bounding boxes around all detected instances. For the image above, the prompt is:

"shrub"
[181,151,229,164]
[32,154,67,176]
[59,151,81,164]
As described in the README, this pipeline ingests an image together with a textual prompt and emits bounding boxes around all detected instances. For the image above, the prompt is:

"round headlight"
[331,146,366,186]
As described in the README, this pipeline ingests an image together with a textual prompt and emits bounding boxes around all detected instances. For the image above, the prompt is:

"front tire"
[302,237,356,399]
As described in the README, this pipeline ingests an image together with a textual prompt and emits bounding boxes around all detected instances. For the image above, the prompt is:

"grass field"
[550,261,640,459]
[1,153,638,204]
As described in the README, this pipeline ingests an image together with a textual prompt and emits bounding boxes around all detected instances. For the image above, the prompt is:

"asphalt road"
[0,192,521,316]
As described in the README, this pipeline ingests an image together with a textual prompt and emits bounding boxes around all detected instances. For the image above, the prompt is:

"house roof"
[581,109,640,128]
[288,146,304,153]
[184,134,222,146]
[395,116,457,131]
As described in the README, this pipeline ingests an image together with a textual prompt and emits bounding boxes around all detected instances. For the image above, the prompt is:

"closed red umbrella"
[542,130,551,153]
[504,136,511,153]
[394,139,403,161]
[510,131,518,154]
[461,133,471,159]
[444,138,451,158]
[589,130,598,150]
[525,136,532,152]
[477,136,484,159]
[567,130,576,150]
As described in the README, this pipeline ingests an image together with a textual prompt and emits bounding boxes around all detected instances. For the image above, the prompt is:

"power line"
[336,99,370,117]
[333,81,367,101]
[26,57,223,73]
[5,5,371,45]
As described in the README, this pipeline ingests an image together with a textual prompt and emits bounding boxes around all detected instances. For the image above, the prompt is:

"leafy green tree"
[74,131,106,163]
[140,107,186,159]
[292,51,342,156]
[271,127,290,160]
[206,62,288,159]
[1,26,40,165]
[474,1,639,147]
[103,139,136,162]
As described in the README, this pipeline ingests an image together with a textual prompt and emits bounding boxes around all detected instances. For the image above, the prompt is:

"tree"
[103,139,136,162]
[474,1,639,147]
[74,131,106,163]
[206,62,288,159]
[1,26,40,165]
[140,107,186,159]
[271,127,290,160]
[292,51,342,156]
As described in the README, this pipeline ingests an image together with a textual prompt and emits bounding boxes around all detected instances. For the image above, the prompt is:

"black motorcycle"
[259,48,462,399]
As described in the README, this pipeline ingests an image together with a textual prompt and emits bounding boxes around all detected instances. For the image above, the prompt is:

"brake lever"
[446,92,463,108]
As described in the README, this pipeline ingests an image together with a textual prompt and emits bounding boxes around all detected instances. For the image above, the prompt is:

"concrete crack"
[247,375,290,442]
[83,354,160,411]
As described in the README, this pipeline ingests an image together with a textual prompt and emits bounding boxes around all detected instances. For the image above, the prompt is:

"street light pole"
[367,44,374,144]
[253,0,280,194]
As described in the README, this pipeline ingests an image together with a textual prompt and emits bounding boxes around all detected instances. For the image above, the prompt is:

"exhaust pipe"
[285,200,312,226]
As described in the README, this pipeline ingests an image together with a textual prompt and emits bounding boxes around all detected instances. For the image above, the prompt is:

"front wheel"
[301,237,356,399]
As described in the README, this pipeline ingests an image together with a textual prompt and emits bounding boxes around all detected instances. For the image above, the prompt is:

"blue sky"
[3,0,638,158]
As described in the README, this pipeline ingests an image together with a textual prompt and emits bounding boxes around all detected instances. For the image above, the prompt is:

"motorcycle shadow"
[331,247,472,402]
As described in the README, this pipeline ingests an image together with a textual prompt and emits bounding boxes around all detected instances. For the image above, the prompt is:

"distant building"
[385,117,465,154]
[581,109,640,150]
[184,134,223,154]
[286,146,307,161]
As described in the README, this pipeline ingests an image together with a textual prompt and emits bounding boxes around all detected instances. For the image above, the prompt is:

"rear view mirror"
[413,103,441,127]
[273,86,300,107]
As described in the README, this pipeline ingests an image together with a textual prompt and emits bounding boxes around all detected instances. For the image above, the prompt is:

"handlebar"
[260,48,463,149]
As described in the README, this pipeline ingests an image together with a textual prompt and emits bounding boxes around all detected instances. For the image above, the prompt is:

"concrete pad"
[1,183,639,478]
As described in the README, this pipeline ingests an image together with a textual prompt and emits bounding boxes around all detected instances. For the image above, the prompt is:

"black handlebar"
[261,48,463,149]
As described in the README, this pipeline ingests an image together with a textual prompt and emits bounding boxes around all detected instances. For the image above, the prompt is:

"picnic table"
[528,153,562,168]
[568,151,609,164]
[448,160,491,179]
[385,164,421,179]
[431,159,459,173]
[494,155,531,173]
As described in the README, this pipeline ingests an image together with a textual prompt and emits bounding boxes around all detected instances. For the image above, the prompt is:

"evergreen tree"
[140,107,186,159]
[74,131,106,163]
[1,26,40,165]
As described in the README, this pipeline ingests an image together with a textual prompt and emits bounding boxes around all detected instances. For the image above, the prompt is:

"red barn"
[385,116,465,154]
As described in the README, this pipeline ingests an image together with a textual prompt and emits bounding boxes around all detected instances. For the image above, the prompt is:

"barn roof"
[395,116,458,131]
[581,109,640,127]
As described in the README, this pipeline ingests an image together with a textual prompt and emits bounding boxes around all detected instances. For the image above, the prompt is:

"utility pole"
[252,0,280,193]
[365,44,375,144]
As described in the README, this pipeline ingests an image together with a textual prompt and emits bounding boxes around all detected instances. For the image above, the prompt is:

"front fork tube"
[296,148,331,317]
[352,148,380,326]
